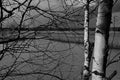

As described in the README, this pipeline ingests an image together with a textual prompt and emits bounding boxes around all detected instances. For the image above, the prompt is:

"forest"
[0,0,120,80]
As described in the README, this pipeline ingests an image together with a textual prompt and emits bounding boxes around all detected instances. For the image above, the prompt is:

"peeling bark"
[82,0,91,80]
[91,0,113,80]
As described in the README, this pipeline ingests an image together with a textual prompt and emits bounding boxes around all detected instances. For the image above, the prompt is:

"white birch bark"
[0,0,5,60]
[82,0,91,80]
[0,0,2,22]
[91,0,113,80]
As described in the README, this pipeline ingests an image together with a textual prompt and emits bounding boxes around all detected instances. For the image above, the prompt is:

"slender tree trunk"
[0,0,3,27]
[0,0,4,59]
[82,0,91,80]
[91,0,113,80]
[0,0,2,21]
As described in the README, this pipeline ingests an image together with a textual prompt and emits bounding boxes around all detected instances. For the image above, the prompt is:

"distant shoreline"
[0,27,120,31]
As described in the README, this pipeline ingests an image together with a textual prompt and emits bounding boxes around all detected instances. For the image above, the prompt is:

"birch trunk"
[0,0,4,59]
[82,0,91,80]
[91,0,113,80]
[0,0,2,21]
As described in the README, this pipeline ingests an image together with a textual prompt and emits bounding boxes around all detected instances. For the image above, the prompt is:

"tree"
[0,0,120,80]
[91,0,113,80]
[82,0,91,80]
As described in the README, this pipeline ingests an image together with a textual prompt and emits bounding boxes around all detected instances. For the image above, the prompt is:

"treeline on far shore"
[0,27,120,31]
